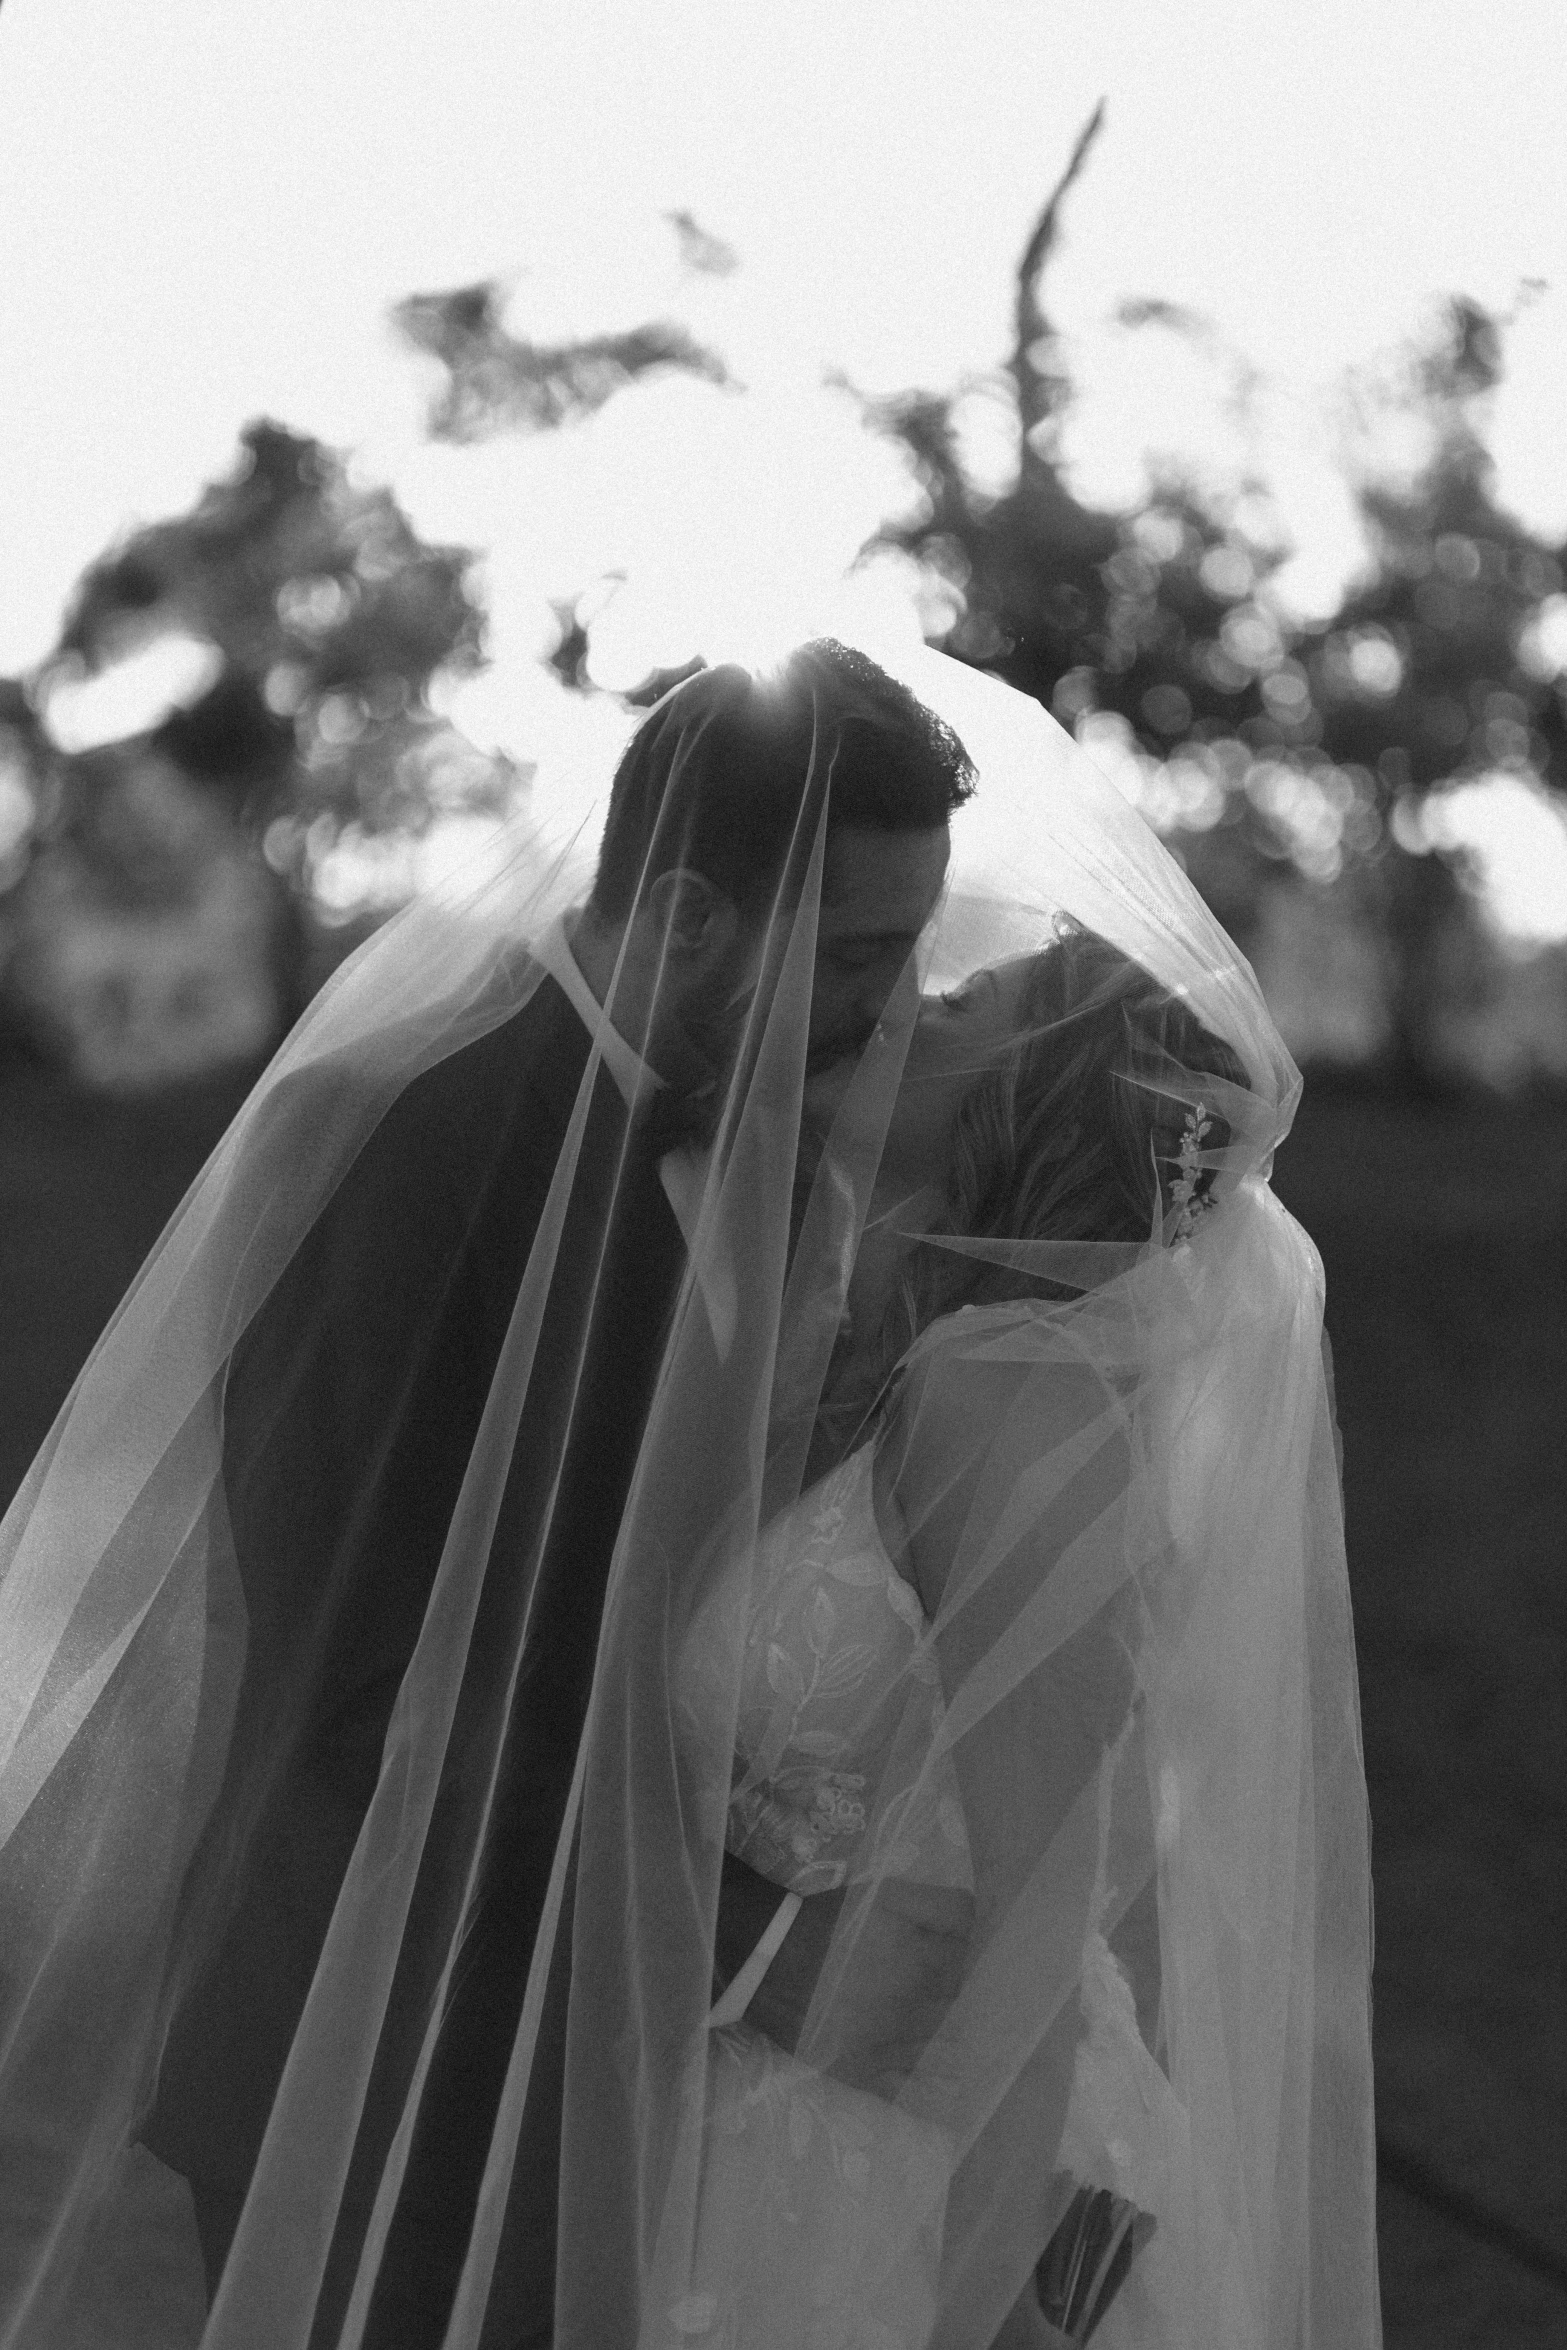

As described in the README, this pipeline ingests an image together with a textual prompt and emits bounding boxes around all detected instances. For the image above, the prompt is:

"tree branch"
[1012,102,1108,452]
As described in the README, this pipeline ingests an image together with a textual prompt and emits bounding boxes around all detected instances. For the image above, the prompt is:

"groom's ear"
[645,866,741,965]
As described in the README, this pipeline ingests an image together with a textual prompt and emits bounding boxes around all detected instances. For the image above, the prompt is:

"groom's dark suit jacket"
[143,974,695,2341]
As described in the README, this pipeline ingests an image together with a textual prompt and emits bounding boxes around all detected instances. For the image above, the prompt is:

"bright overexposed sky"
[3,0,1567,771]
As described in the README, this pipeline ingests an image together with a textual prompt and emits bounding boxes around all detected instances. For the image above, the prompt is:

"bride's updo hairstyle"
[868,919,1250,1395]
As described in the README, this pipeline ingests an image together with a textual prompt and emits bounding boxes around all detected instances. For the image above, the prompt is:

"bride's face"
[803,954,1039,1354]
[880,956,1038,1177]
[802,955,1038,1175]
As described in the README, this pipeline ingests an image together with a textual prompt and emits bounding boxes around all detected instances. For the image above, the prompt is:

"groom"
[145,642,971,2338]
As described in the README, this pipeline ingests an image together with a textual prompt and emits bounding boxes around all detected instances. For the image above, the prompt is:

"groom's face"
[644,821,948,1126]
[805,823,951,1076]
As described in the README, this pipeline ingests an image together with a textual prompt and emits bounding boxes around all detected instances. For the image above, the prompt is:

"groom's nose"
[847,953,919,1040]
[789,922,923,1073]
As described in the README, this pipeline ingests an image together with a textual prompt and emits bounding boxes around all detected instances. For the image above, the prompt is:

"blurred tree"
[392,281,734,443]
[663,210,740,280]
[844,115,1567,1087]
[0,680,50,899]
[1,421,508,1081]
[19,413,514,907]
[1306,296,1567,1074]
[842,110,1299,942]
[43,419,500,862]
[544,595,596,695]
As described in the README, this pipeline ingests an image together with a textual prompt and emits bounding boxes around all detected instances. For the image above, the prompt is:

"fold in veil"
[0,646,1379,2348]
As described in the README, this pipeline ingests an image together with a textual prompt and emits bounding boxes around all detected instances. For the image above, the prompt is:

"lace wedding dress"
[668,1442,1170,2350]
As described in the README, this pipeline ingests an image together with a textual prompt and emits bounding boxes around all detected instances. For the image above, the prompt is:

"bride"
[669,915,1358,2350]
[0,646,1377,2348]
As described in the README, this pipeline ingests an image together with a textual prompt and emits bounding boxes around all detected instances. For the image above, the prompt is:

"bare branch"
[1012,102,1107,450]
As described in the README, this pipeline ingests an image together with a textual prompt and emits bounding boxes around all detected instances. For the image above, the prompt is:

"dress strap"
[706,1890,803,2029]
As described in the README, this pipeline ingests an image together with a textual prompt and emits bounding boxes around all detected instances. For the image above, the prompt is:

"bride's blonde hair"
[820,920,1250,1454]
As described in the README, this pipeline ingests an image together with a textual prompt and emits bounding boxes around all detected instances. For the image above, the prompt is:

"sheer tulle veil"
[0,642,1379,2347]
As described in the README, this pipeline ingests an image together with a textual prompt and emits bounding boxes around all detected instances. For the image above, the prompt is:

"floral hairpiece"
[1169,1101,1215,1246]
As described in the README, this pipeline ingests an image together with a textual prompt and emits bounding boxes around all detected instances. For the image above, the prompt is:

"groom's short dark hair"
[588,639,975,923]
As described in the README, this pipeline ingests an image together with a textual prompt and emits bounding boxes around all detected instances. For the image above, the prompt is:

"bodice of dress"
[678,1445,971,1899]
[671,1446,1180,2350]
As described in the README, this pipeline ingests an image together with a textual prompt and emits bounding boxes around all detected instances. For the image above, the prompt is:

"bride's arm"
[873,1335,1146,2335]
[875,1342,1135,1939]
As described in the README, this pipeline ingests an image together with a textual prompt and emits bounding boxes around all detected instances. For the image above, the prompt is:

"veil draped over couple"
[0,640,1380,2348]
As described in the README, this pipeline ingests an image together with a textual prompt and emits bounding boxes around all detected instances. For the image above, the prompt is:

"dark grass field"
[2,1053,1564,2345]
[1270,1083,1567,2348]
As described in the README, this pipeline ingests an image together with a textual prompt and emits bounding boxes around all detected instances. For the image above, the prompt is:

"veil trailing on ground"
[0,645,1378,2349]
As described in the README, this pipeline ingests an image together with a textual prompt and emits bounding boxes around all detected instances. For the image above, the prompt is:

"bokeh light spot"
[1198,544,1254,601]
[1219,604,1283,672]
[1418,773,1567,945]
[1345,630,1404,696]
[43,635,224,752]
[1141,682,1192,736]
[1432,533,1482,583]
[1517,593,1567,681]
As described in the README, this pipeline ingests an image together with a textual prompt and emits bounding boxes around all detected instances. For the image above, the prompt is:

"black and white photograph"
[0,4,1563,2344]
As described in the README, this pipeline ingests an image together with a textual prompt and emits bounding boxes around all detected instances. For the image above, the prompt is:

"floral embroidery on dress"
[655,2024,951,2349]
[681,1446,970,1900]
[670,1444,1169,2349]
